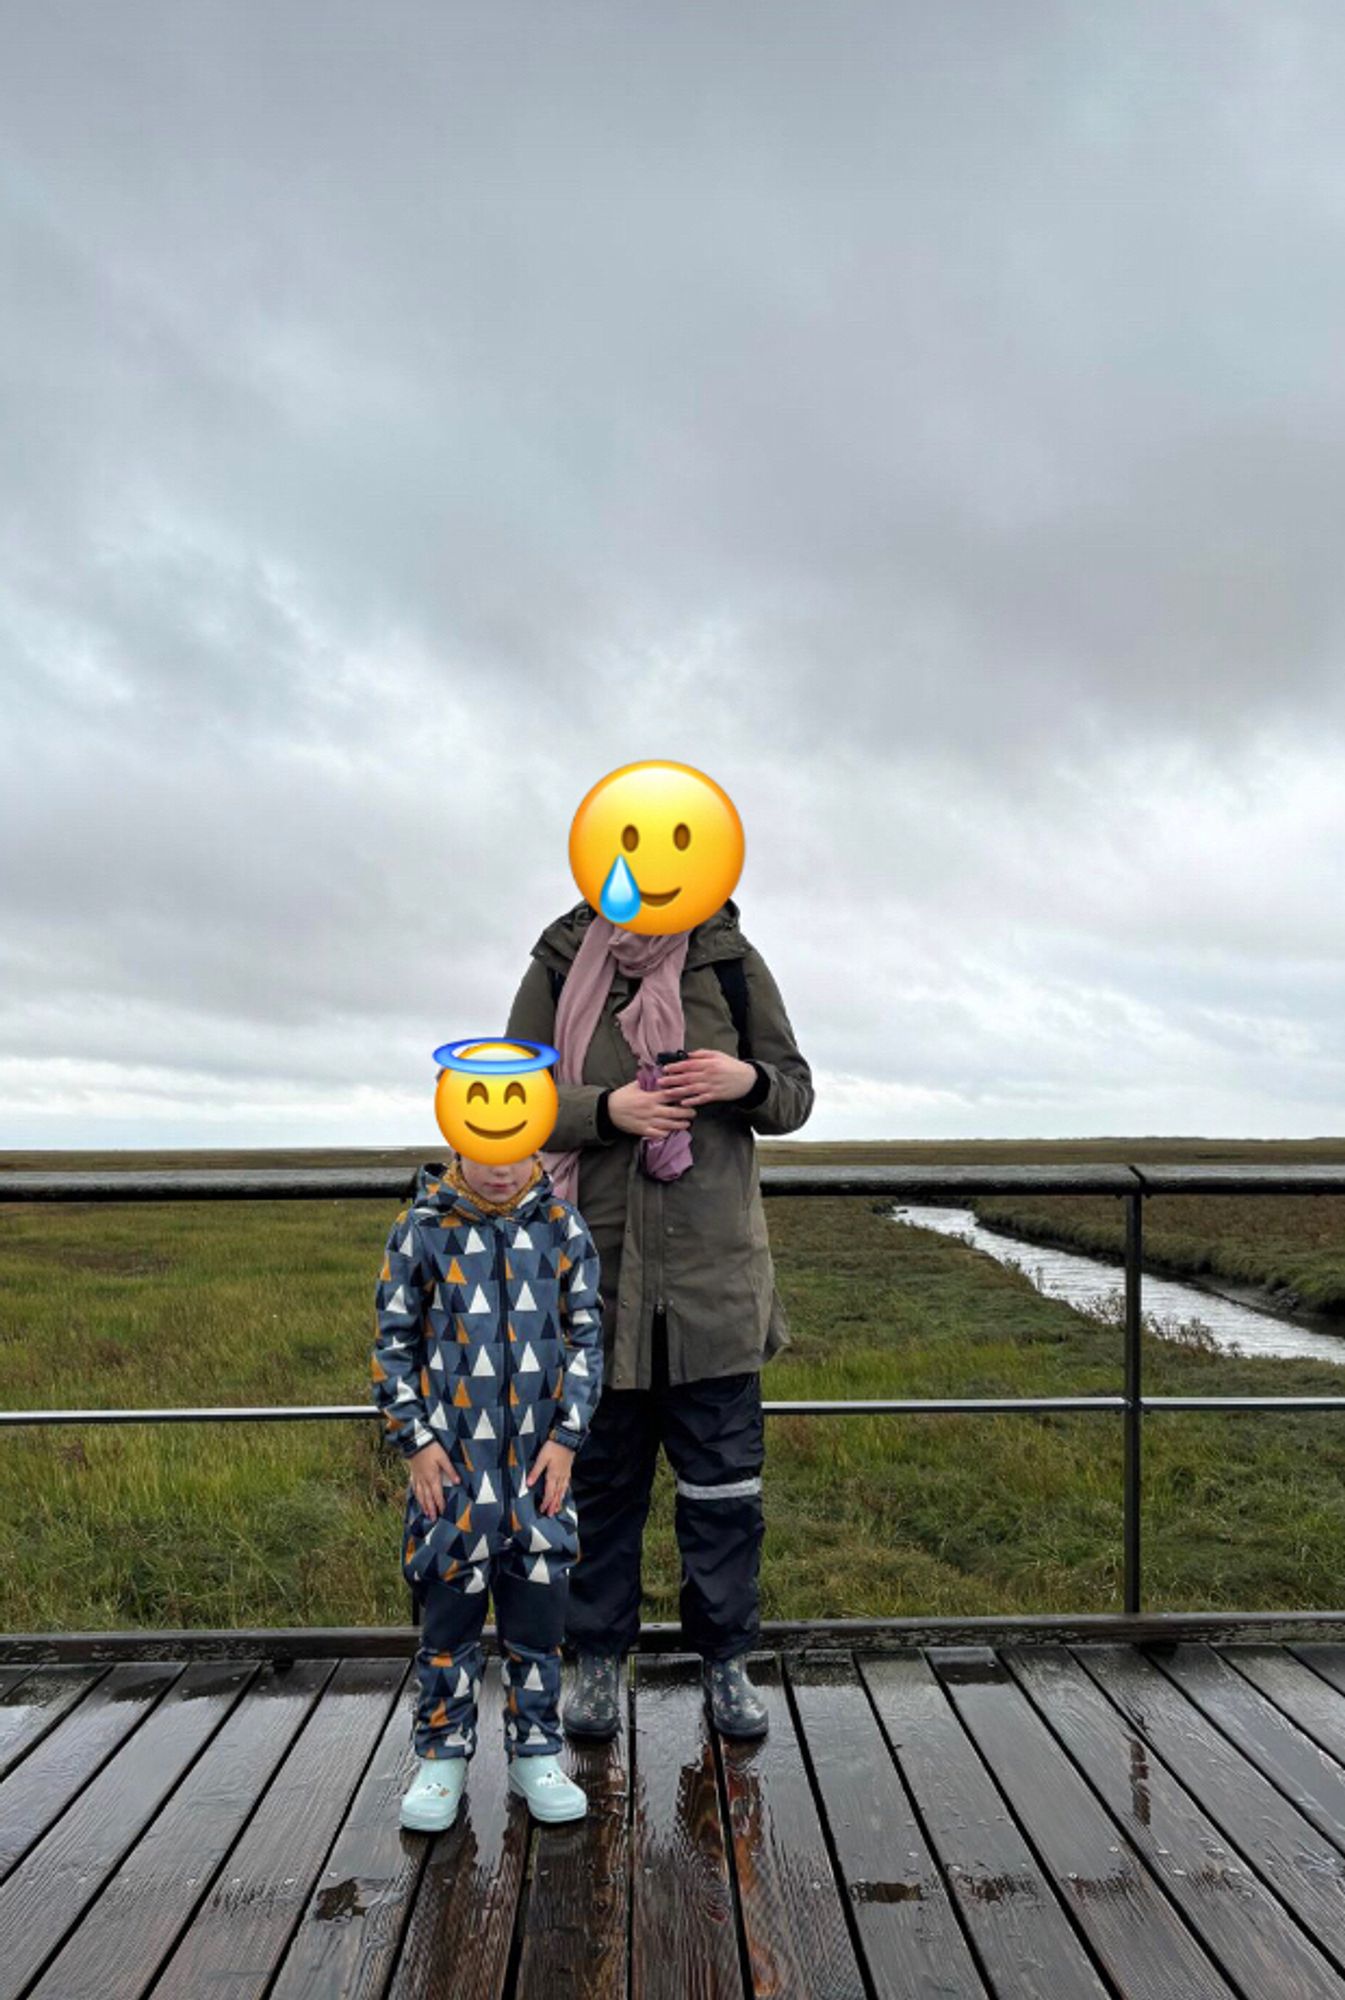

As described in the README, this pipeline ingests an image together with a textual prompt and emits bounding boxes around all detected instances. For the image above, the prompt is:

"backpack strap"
[545,955,750,1057]
[712,957,751,1059]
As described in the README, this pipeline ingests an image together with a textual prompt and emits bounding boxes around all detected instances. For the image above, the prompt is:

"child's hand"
[408,1441,460,1520]
[526,1440,576,1517]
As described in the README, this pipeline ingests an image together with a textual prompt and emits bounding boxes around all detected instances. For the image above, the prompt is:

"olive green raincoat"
[505,898,814,1391]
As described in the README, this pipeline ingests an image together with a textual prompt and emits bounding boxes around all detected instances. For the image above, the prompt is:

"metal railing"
[4,1160,1345,1617]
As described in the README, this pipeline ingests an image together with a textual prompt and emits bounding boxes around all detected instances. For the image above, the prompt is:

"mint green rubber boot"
[507,1754,587,1823]
[400,1755,467,1832]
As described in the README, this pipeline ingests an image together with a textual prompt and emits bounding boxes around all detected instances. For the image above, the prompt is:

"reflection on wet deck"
[4,1641,1345,1995]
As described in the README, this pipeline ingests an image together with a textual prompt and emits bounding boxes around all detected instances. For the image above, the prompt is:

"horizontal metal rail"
[0,1394,1133,1426]
[5,1162,1345,1623]
[4,1161,1345,1202]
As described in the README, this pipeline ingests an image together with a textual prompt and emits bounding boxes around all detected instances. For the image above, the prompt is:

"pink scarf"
[542,910,692,1205]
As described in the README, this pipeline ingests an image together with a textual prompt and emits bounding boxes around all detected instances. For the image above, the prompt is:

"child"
[370,1140,602,1830]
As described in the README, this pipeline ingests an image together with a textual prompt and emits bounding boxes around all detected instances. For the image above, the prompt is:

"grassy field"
[2,1138,1345,1632]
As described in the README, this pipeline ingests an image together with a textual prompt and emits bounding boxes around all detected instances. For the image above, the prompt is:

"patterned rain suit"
[371,1159,602,1760]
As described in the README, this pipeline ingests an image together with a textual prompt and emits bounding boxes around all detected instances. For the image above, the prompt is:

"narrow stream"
[892,1203,1345,1367]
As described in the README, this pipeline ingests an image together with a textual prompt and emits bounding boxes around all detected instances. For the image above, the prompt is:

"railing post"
[1123,1188,1143,1615]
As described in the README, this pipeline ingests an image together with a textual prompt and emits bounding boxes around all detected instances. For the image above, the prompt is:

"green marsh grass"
[3,1139,1345,1630]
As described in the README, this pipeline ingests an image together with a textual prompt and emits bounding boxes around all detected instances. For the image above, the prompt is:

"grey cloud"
[3,1,1344,1144]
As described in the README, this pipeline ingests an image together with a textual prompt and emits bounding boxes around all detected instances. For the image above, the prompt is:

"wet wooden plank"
[388,1661,531,2000]
[789,1655,988,2000]
[1221,1645,1345,1768]
[857,1653,1106,2000]
[269,1668,426,2000]
[1009,1646,1345,2000]
[719,1653,865,2000]
[629,1655,737,2000]
[516,1662,631,2000]
[1288,1643,1345,1702]
[27,1660,333,2000]
[929,1647,1236,2000]
[0,1664,107,1780]
[151,1656,406,1999]
[1074,1646,1345,1961]
[0,1659,255,2000]
[1155,1644,1345,1852]
[0,1660,179,1880]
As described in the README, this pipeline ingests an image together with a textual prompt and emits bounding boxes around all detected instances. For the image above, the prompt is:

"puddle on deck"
[892,1204,1345,1367]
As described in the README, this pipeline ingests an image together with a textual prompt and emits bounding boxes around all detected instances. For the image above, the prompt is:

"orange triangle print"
[446,1258,465,1284]
[453,1379,471,1408]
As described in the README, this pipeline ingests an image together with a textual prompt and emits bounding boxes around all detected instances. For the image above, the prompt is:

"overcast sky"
[3,2,1344,1149]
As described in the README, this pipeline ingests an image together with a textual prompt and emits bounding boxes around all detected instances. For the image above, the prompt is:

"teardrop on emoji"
[600,853,641,922]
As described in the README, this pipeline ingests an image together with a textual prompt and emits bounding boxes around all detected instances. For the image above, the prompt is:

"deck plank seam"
[856,1648,1056,2000]
[1062,1644,1345,1991]
[914,1648,1130,2000]
[1143,1643,1345,1861]
[0,1660,189,1890]
[702,1658,755,2000]
[1010,1646,1323,2000]
[141,1664,338,2000]
[44,1661,265,1999]
[262,1655,416,2000]
[778,1651,896,2000]
[0,1664,113,1786]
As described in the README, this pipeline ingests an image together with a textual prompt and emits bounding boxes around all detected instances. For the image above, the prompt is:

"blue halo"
[432,1037,559,1076]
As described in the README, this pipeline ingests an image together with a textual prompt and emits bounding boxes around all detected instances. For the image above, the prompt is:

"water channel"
[892,1203,1345,1366]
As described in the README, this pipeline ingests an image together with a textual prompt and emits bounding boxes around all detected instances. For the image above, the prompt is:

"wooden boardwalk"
[4,1642,1345,1996]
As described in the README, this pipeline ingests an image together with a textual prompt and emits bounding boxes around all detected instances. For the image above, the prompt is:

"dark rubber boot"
[703,1655,769,1739]
[562,1652,623,1741]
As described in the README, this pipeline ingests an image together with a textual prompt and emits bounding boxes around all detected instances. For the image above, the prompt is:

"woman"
[505,892,813,1738]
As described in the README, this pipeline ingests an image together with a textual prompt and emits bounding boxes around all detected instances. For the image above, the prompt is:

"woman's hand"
[607,1077,698,1138]
[655,1049,758,1106]
[527,1439,576,1516]
[408,1440,460,1520]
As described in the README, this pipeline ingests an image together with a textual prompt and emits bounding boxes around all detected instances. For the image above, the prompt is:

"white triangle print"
[571,1308,594,1326]
[477,1471,497,1504]
[464,1567,486,1593]
[518,1342,541,1373]
[393,1379,415,1402]
[464,1227,485,1253]
[528,1523,550,1552]
[429,1401,447,1428]
[429,1346,446,1373]
[471,1347,495,1377]
[384,1284,408,1317]
[524,1663,544,1691]
[519,1407,535,1435]
[400,1230,415,1256]
[528,1555,551,1583]
[568,1350,588,1377]
[514,1281,536,1311]
[455,1667,472,1697]
[567,1213,581,1237]
[467,1285,491,1315]
[382,1332,407,1351]
[469,1534,490,1561]
[432,1284,447,1311]
[512,1225,533,1249]
[565,1404,583,1430]
[472,1408,495,1440]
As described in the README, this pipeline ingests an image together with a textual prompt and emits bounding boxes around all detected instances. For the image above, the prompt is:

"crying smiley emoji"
[432,1039,560,1165]
[569,760,744,934]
